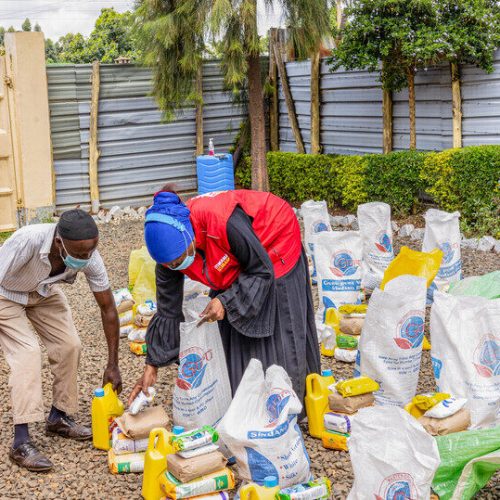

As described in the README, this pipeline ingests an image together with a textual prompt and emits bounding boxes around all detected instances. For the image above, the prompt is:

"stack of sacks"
[129,301,157,355]
[108,406,169,474]
[334,304,367,363]
[405,393,471,436]
[160,426,234,499]
[113,288,135,337]
[322,376,379,451]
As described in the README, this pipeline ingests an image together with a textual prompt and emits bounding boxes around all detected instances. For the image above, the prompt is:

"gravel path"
[0,218,498,499]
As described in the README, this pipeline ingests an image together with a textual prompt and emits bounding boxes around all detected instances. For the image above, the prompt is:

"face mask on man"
[58,238,91,271]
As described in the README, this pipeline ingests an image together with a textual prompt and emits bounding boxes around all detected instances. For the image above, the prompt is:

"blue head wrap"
[144,191,194,263]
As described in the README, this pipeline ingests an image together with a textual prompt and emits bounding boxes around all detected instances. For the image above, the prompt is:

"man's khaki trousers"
[0,288,81,424]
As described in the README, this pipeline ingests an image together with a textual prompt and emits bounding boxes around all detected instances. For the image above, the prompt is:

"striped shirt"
[0,223,110,305]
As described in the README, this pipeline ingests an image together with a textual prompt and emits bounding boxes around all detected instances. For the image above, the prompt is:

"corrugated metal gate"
[47,63,245,212]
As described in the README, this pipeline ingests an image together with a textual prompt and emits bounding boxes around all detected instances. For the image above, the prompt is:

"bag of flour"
[430,292,500,429]
[357,202,394,291]
[355,275,427,406]
[422,209,462,300]
[218,359,310,487]
[348,407,440,500]
[173,302,232,430]
[314,231,363,313]
[301,200,332,283]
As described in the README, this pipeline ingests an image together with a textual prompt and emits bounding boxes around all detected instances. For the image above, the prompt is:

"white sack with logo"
[422,209,462,300]
[217,359,310,487]
[314,231,363,314]
[430,292,500,429]
[348,406,440,500]
[355,275,427,406]
[357,202,394,291]
[301,200,332,282]
[173,298,232,430]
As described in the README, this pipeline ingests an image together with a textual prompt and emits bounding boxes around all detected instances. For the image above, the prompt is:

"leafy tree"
[0,27,5,46]
[134,0,330,191]
[34,23,42,32]
[22,18,32,32]
[45,38,61,63]
[58,33,88,63]
[7,26,15,33]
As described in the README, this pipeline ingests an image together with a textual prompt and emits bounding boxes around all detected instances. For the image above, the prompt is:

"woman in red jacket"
[129,188,320,404]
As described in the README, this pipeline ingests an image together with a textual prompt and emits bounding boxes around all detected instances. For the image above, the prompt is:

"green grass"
[0,231,13,244]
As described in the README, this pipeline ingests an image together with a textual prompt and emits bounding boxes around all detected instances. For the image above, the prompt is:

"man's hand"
[198,297,225,326]
[128,365,158,406]
[103,364,122,394]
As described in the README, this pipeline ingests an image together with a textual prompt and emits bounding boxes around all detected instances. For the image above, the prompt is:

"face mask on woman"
[168,233,195,271]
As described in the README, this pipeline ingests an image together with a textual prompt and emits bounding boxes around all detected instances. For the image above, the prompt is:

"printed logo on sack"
[438,241,454,265]
[375,231,393,254]
[432,356,443,380]
[329,251,360,277]
[375,473,417,500]
[265,389,291,427]
[394,311,425,350]
[176,346,213,390]
[312,220,330,234]
[473,334,500,378]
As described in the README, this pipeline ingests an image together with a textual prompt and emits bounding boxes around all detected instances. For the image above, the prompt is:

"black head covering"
[57,209,99,241]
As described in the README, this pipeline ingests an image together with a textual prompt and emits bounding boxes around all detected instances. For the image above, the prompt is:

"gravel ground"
[0,217,498,499]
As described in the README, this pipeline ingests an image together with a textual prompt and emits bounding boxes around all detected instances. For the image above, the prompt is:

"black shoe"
[46,414,92,441]
[9,441,53,472]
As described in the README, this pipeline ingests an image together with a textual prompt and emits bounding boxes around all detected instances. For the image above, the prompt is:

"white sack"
[355,275,427,406]
[314,231,363,313]
[430,292,500,429]
[347,407,440,500]
[173,301,232,430]
[218,359,310,487]
[357,202,394,291]
[422,209,462,300]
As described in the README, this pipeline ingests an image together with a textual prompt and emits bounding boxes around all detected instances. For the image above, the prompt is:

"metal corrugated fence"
[47,63,245,212]
[279,49,500,154]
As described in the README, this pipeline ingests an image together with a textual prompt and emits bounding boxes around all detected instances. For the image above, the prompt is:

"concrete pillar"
[4,32,54,226]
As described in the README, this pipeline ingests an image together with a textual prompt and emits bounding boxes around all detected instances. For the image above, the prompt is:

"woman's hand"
[198,297,225,326]
[128,364,158,406]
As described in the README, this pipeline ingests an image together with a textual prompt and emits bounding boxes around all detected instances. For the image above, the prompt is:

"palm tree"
[134,0,330,191]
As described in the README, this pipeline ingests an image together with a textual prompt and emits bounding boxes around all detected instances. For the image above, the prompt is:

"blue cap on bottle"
[172,426,185,435]
[322,369,332,377]
[94,388,105,397]
[264,476,278,488]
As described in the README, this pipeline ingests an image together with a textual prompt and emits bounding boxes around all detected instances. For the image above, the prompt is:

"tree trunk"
[450,62,462,149]
[310,49,321,154]
[195,65,204,156]
[89,61,101,213]
[335,0,344,48]
[382,88,393,153]
[268,28,279,151]
[247,52,269,191]
[274,43,305,154]
[407,68,416,150]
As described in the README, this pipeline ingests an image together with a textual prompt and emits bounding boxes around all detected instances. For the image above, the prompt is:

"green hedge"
[236,145,500,236]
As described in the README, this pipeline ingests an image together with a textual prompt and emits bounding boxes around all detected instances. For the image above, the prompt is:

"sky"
[0,0,283,40]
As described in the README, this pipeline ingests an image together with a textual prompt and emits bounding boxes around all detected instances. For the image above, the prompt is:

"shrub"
[337,155,369,211]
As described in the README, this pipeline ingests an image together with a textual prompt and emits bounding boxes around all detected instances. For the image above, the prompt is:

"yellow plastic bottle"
[91,383,124,451]
[305,369,335,438]
[322,309,341,356]
[240,476,280,500]
[142,427,181,500]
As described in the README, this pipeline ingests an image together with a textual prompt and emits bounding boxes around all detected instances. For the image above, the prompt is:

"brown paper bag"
[339,317,364,336]
[117,299,135,314]
[167,451,227,483]
[135,314,152,328]
[328,391,374,414]
[115,406,169,440]
[418,408,471,436]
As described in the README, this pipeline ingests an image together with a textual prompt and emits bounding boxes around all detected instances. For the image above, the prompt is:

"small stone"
[137,206,148,217]
[461,237,479,250]
[97,209,107,222]
[410,228,425,241]
[399,224,415,237]
[477,235,496,252]
[340,214,357,227]
[330,215,344,228]
[494,240,500,254]
[108,205,123,220]
[391,221,400,232]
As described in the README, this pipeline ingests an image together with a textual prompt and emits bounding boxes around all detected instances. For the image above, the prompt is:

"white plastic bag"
[355,275,427,406]
[314,231,363,312]
[128,327,147,343]
[357,202,394,291]
[422,209,462,301]
[301,200,332,283]
[173,301,232,430]
[334,348,358,363]
[430,292,500,429]
[218,359,310,487]
[347,407,440,500]
[424,398,467,419]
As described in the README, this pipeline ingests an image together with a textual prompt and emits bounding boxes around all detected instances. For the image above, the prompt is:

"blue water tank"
[196,153,235,194]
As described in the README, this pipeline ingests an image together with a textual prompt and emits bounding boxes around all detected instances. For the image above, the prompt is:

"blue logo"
[176,346,212,390]
[432,356,443,380]
[376,473,417,500]
[266,390,291,426]
[473,334,500,378]
[245,447,278,484]
[313,220,329,233]
[394,312,425,350]
[330,251,359,277]
[375,232,393,254]
[439,242,455,265]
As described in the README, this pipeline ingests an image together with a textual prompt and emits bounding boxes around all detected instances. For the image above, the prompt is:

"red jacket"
[181,190,302,290]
